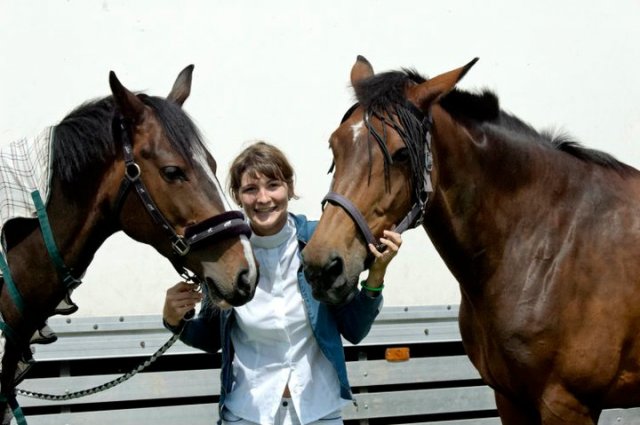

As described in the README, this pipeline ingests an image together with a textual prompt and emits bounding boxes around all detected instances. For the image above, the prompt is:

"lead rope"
[16,329,181,401]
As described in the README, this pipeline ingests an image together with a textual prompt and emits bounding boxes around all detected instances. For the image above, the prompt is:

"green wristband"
[361,280,384,292]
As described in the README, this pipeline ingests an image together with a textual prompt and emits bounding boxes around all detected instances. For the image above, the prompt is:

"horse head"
[105,66,258,308]
[302,56,476,304]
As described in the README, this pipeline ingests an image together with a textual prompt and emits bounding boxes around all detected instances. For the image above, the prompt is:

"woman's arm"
[333,230,402,343]
[162,281,222,353]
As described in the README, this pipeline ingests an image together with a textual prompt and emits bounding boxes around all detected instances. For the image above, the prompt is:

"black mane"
[441,88,633,173]
[354,68,632,174]
[52,94,206,193]
[52,96,115,187]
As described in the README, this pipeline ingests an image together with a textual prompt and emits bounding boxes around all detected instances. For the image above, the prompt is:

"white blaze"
[351,120,364,143]
[192,146,258,283]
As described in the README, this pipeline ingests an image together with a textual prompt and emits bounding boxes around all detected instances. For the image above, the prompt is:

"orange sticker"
[385,347,410,362]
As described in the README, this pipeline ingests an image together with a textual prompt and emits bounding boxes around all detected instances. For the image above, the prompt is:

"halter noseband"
[112,116,251,282]
[322,101,433,266]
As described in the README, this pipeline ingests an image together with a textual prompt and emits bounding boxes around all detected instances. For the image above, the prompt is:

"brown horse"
[302,56,640,424]
[0,65,258,423]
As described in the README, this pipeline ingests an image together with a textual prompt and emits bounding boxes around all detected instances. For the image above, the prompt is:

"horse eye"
[392,148,410,163]
[162,166,187,182]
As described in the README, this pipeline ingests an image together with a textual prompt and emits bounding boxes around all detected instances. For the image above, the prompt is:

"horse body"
[302,56,640,424]
[429,105,640,419]
[0,66,258,423]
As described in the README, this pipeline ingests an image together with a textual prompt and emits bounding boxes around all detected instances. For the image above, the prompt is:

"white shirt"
[224,216,346,424]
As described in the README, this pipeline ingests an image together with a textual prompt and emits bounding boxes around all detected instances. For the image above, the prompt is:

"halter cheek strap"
[113,118,192,256]
[111,116,252,283]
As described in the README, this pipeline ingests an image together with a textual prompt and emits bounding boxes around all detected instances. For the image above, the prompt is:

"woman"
[163,141,402,425]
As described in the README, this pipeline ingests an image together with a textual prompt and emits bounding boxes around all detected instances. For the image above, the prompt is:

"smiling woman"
[162,140,403,425]
[230,141,297,236]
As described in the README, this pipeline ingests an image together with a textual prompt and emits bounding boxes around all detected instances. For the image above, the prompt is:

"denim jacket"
[168,213,383,420]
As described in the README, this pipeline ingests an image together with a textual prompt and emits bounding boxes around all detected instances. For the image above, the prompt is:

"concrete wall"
[1,0,639,316]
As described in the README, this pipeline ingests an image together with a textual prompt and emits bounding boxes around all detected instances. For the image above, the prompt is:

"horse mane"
[440,88,634,174]
[52,94,206,194]
[354,69,634,175]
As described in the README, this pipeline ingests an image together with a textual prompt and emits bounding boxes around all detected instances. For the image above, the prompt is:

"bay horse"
[301,56,640,424]
[0,65,258,423]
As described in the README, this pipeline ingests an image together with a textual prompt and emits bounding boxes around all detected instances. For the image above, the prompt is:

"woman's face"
[238,171,289,236]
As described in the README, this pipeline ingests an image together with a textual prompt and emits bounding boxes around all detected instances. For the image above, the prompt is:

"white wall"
[1,0,639,316]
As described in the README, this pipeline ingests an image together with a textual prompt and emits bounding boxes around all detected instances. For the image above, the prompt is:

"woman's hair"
[228,141,298,205]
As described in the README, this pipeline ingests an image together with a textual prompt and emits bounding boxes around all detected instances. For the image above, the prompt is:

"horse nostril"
[326,257,342,276]
[224,269,257,307]
[236,269,252,295]
[303,254,345,292]
[303,266,318,286]
[323,256,344,288]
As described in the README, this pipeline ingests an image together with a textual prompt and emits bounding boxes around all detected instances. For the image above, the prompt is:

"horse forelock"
[52,94,207,191]
[349,69,429,200]
[142,95,233,210]
[354,69,426,116]
[140,95,205,167]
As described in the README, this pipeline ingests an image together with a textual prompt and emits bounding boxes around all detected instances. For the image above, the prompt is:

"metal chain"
[16,331,180,401]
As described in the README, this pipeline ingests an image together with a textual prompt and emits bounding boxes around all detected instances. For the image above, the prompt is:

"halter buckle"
[172,236,190,256]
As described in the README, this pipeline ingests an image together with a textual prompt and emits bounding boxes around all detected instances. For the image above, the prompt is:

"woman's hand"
[365,230,403,289]
[163,281,203,328]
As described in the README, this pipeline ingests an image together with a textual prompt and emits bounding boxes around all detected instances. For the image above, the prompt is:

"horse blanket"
[0,128,53,255]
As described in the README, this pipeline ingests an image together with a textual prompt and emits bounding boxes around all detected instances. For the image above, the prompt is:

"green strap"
[0,394,28,425]
[31,190,79,289]
[0,253,24,315]
[0,321,18,345]
[31,190,66,272]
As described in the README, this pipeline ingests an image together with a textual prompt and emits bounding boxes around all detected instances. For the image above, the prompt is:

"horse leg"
[0,314,37,425]
[495,391,540,425]
[538,384,598,425]
[0,339,21,425]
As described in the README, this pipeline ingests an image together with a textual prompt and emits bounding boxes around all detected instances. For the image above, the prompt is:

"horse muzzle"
[302,253,357,305]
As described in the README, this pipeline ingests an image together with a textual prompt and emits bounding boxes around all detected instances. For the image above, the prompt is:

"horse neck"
[2,175,116,316]
[423,106,553,290]
[43,175,118,276]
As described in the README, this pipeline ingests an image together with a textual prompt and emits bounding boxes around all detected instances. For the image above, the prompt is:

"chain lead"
[17,331,181,401]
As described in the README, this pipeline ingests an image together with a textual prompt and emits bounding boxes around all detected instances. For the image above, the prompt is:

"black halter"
[322,101,433,265]
[112,116,251,283]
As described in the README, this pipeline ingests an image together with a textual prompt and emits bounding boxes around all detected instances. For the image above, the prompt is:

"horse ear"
[109,71,146,123]
[168,64,194,106]
[351,55,374,87]
[413,58,479,109]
